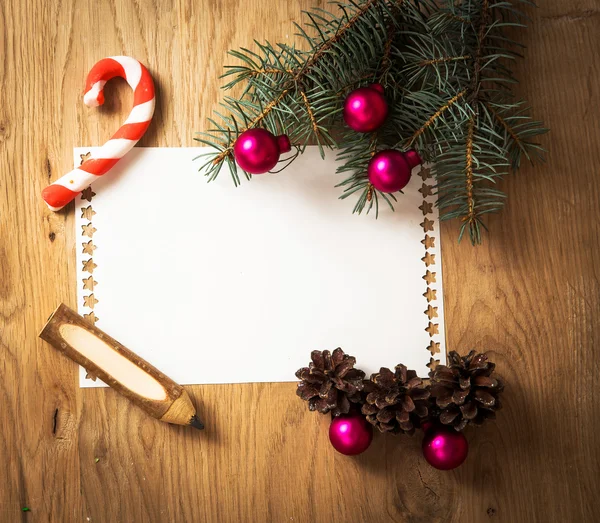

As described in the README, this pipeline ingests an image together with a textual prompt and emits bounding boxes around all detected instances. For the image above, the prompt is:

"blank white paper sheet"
[74,147,445,386]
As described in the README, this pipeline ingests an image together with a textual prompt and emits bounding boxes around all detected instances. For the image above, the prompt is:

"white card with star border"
[74,147,445,387]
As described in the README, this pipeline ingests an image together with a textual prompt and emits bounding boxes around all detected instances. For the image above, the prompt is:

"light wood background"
[1,1,599,522]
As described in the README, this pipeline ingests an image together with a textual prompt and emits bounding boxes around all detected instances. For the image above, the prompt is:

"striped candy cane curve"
[42,56,155,211]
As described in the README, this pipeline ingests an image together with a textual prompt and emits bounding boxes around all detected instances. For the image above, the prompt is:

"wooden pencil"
[39,303,204,430]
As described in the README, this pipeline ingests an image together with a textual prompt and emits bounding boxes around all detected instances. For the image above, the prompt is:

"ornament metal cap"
[276,134,292,154]
[404,149,422,169]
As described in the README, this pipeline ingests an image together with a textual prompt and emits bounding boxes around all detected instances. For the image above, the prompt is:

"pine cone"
[361,365,430,435]
[429,350,504,431]
[295,348,365,416]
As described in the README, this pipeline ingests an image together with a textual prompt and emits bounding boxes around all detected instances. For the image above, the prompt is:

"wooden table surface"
[1,1,599,522]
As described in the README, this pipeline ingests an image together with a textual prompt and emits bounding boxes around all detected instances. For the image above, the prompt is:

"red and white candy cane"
[42,56,155,211]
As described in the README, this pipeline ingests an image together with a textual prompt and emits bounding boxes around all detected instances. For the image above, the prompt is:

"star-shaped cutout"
[85,370,98,381]
[419,184,433,198]
[421,235,435,250]
[82,240,96,256]
[83,311,99,324]
[425,304,438,319]
[80,187,96,202]
[81,206,96,221]
[81,223,97,238]
[419,201,433,215]
[427,341,441,355]
[422,252,436,267]
[423,287,437,302]
[80,151,91,165]
[423,270,437,285]
[82,276,97,291]
[425,322,439,337]
[83,294,99,309]
[420,167,432,181]
[421,217,434,233]
[426,357,440,371]
[82,258,97,274]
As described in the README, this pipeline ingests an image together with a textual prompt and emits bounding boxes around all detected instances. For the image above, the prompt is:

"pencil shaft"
[39,304,198,427]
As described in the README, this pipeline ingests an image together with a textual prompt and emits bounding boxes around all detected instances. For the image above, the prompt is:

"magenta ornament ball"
[343,83,389,133]
[367,150,412,193]
[329,413,373,456]
[233,128,291,174]
[422,424,469,470]
[403,149,422,169]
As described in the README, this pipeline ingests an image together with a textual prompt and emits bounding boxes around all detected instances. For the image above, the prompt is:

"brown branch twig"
[300,90,319,135]
[247,68,294,76]
[419,55,471,67]
[487,103,525,153]
[461,1,488,224]
[296,0,381,80]
[378,19,396,78]
[464,117,475,223]
[407,90,467,146]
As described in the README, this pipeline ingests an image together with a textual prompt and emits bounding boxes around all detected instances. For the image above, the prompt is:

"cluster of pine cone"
[295,348,504,434]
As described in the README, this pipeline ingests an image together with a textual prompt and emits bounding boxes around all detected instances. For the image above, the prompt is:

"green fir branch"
[195,0,548,244]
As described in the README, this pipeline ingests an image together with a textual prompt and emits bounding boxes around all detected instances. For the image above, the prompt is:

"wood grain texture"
[0,1,598,522]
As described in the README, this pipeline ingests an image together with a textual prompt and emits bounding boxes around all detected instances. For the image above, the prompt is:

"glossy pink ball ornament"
[233,128,291,174]
[422,424,469,470]
[403,149,423,169]
[367,149,412,193]
[343,84,388,133]
[329,413,373,456]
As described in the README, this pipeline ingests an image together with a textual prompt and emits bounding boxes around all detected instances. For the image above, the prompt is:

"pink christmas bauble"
[403,149,422,169]
[343,84,388,133]
[422,424,469,470]
[329,413,373,456]
[367,150,412,193]
[233,128,291,174]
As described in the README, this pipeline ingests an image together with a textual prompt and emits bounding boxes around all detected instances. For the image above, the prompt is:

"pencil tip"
[189,415,204,430]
